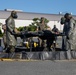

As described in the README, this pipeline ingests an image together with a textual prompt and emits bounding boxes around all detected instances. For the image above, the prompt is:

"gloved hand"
[38,31,44,36]
[11,31,15,35]
[67,36,69,39]
[60,17,65,24]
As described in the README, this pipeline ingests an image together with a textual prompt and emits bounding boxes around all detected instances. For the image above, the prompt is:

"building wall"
[0,19,63,33]
[48,21,64,31]
[0,19,5,24]
[15,19,33,28]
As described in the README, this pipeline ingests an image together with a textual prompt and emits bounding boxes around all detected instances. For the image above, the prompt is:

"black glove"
[60,17,65,24]
[67,36,69,39]
[38,31,44,36]
[11,31,15,35]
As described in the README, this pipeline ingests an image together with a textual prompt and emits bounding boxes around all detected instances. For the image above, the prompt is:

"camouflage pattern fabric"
[63,18,76,50]
[6,17,17,47]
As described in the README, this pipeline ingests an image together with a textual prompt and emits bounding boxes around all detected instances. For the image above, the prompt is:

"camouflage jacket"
[63,18,76,50]
[6,17,17,46]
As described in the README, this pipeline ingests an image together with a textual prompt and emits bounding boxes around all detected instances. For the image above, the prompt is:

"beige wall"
[0,19,64,33]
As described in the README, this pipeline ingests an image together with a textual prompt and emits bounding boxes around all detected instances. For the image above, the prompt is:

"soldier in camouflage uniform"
[5,11,19,56]
[38,17,51,50]
[38,17,47,31]
[38,17,46,48]
[2,24,7,50]
[61,13,76,59]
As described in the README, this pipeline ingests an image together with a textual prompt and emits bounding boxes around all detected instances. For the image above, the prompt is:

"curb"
[0,58,39,61]
[0,58,76,62]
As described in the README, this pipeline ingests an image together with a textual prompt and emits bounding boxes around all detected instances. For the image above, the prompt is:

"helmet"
[11,11,18,19]
[64,13,72,18]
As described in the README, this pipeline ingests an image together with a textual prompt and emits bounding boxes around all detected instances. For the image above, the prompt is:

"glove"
[67,36,69,39]
[10,31,15,35]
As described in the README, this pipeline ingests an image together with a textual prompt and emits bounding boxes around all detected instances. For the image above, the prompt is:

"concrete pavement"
[0,60,76,75]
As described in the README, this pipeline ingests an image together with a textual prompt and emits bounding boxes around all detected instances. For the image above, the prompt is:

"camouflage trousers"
[39,38,47,48]
[6,45,15,53]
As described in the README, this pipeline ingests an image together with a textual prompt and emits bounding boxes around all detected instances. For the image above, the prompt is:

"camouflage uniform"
[62,18,76,50]
[6,11,17,53]
[38,17,47,49]
[66,19,76,50]
[2,25,7,49]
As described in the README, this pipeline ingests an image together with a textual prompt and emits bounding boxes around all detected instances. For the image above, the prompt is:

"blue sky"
[0,0,76,15]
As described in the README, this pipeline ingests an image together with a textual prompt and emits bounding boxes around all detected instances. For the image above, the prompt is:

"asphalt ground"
[0,37,76,75]
[0,60,76,75]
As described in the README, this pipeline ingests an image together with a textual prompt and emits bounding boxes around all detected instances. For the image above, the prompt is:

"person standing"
[2,24,7,50]
[38,17,47,31]
[52,25,59,48]
[6,11,19,57]
[38,17,47,48]
[61,13,76,59]
[38,17,51,50]
[52,25,59,34]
